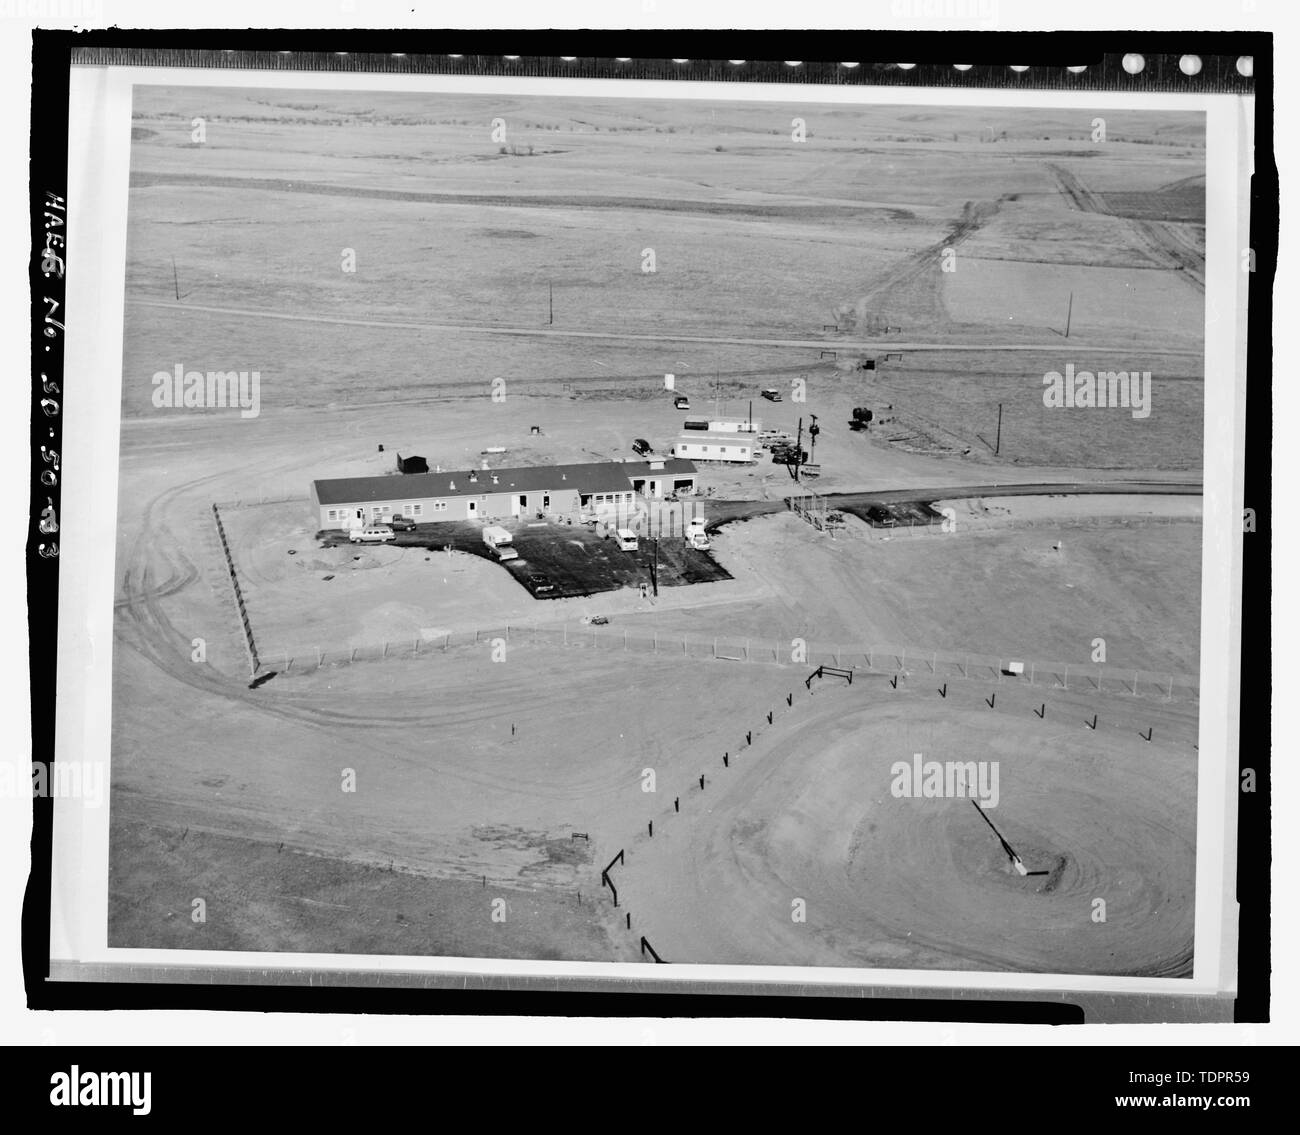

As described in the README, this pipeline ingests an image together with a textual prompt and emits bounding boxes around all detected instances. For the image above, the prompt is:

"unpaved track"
[128,298,1203,358]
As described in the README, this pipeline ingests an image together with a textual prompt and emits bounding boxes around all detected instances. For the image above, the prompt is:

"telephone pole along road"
[130,299,1203,359]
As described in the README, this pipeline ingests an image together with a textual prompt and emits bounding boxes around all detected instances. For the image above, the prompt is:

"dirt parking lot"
[319,519,731,599]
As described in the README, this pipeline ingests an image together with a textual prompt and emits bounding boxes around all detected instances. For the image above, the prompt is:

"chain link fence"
[268,622,1198,702]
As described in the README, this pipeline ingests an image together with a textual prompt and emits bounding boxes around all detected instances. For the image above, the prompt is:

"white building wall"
[672,435,756,463]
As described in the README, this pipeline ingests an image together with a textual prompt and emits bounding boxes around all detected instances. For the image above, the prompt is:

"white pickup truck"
[482,525,518,560]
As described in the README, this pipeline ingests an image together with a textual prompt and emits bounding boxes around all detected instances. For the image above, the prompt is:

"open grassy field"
[123,89,1204,471]
[108,89,1206,975]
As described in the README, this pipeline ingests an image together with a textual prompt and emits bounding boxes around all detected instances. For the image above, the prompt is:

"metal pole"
[995,403,1003,456]
[1065,290,1073,338]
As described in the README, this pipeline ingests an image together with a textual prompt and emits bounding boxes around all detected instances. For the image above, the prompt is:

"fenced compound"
[267,621,1199,703]
[590,608,1195,967]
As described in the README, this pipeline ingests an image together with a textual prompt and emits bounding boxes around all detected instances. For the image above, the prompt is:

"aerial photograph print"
[108,86,1205,977]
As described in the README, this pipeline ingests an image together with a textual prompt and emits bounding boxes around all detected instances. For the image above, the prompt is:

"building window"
[411,504,423,517]
[432,501,447,512]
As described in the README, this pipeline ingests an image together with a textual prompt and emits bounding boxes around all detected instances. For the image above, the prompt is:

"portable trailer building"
[671,435,758,464]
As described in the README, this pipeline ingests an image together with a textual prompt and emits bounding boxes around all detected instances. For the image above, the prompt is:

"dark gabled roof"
[312,459,694,507]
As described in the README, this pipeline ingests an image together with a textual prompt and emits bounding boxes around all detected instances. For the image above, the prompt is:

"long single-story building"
[311,458,699,530]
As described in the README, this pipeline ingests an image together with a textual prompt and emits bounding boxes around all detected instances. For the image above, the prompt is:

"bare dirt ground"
[107,93,1204,974]
[619,678,1196,975]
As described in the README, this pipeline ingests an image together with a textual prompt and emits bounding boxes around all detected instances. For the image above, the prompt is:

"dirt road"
[128,298,1203,358]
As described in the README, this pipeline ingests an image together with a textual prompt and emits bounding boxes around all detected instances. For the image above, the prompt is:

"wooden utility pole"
[172,257,181,301]
[1065,291,1073,338]
[995,402,1003,456]
[548,281,553,325]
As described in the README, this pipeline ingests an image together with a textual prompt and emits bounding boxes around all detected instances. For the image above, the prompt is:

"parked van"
[615,528,639,551]
[482,525,513,549]
[349,524,394,543]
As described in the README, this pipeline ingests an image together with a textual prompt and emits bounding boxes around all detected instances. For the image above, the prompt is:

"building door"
[467,500,477,518]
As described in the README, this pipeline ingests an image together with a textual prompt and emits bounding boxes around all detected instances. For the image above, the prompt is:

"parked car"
[349,524,394,543]
[673,395,691,410]
[388,515,417,531]
[686,530,711,550]
[865,505,896,528]
[632,438,653,456]
[492,543,519,561]
[526,573,557,595]
[761,388,783,402]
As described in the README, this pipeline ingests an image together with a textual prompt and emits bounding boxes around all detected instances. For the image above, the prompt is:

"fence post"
[382,640,388,659]
[1064,663,1069,690]
[745,639,750,661]
[1132,670,1139,696]
[713,638,717,659]
[444,633,450,652]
